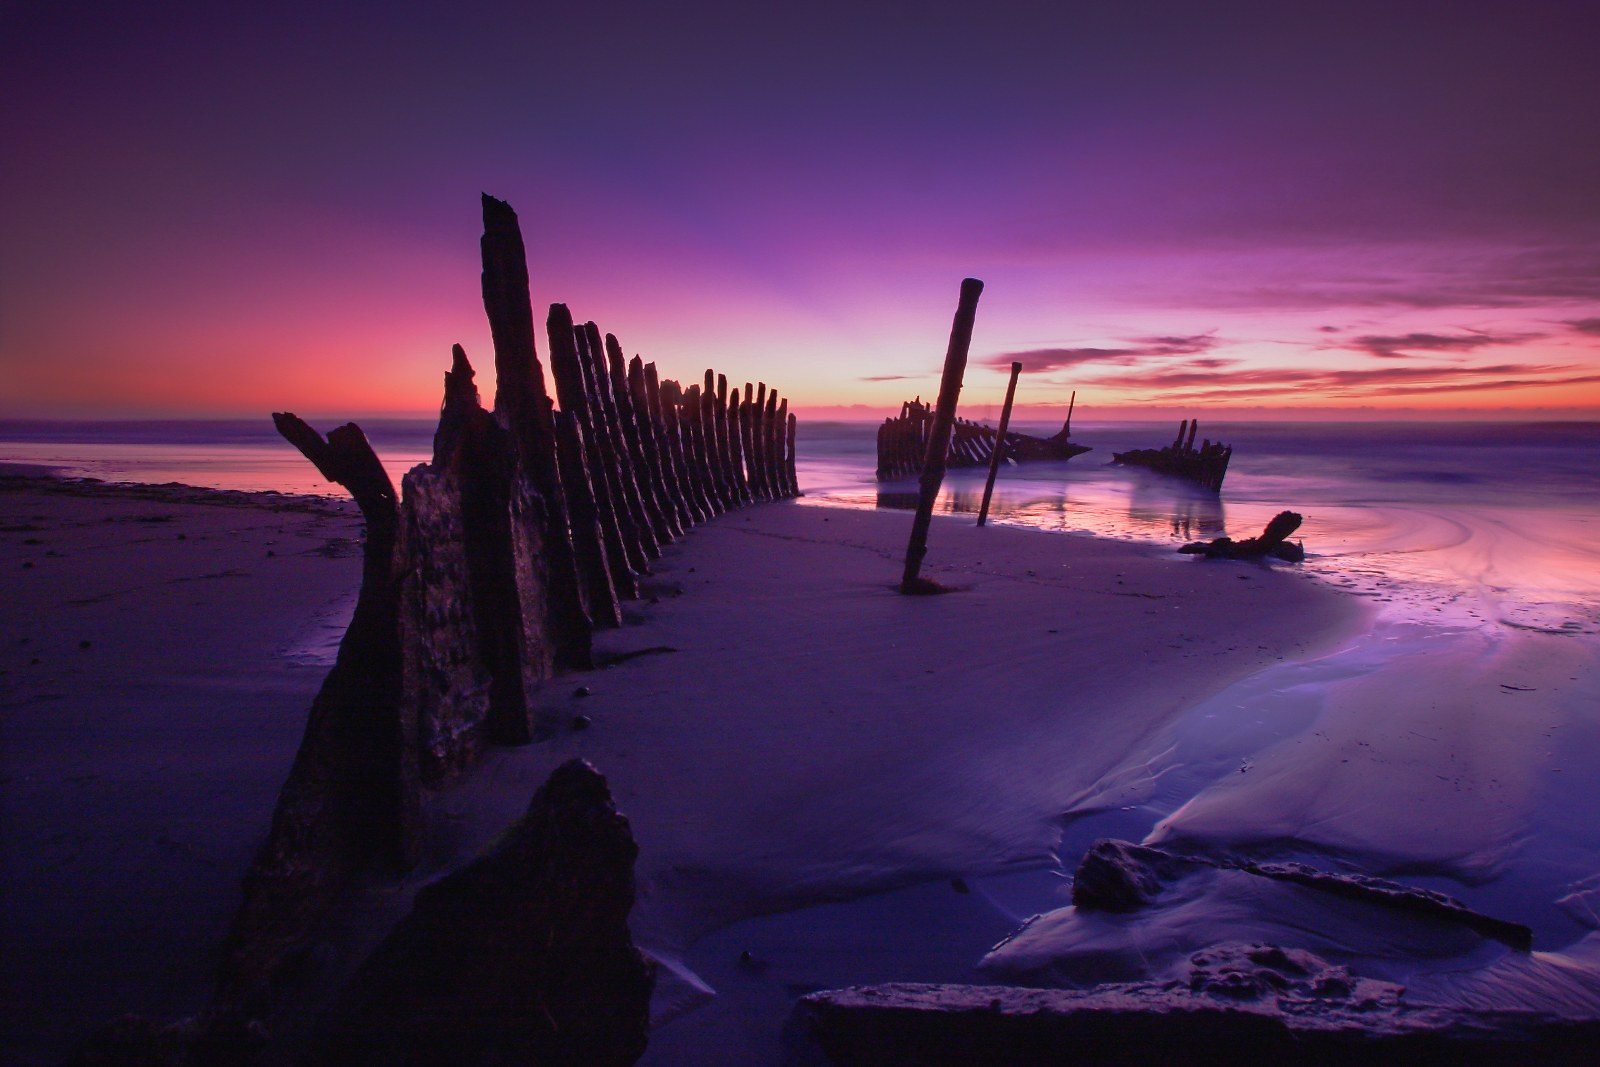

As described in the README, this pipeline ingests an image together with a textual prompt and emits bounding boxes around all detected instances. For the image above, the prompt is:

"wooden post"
[751,383,771,499]
[785,411,799,496]
[479,194,591,669]
[976,361,1022,527]
[739,384,758,499]
[628,355,683,539]
[646,364,701,527]
[552,412,623,626]
[900,277,983,594]
[661,379,709,523]
[763,387,781,495]
[776,398,792,497]
[547,305,634,606]
[609,334,674,545]
[726,392,747,505]
[582,321,659,561]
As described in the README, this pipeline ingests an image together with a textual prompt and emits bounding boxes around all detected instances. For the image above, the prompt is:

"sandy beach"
[2,468,1368,1060]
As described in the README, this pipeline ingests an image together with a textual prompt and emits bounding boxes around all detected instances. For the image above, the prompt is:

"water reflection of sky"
[798,424,1600,636]
[4,420,1596,635]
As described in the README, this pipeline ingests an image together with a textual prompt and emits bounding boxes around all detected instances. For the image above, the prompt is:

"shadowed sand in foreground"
[1,469,1362,1059]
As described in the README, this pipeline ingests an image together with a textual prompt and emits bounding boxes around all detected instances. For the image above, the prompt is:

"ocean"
[4,417,1596,633]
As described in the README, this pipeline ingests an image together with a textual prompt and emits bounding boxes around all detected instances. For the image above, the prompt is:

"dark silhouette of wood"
[1180,510,1305,561]
[571,324,644,573]
[547,306,630,616]
[712,372,741,505]
[627,355,683,539]
[480,194,592,669]
[660,379,711,523]
[977,361,1023,527]
[785,411,799,497]
[900,278,984,594]
[777,398,794,498]
[726,396,748,504]
[211,194,809,1049]
[877,395,1089,481]
[763,387,781,498]
[646,363,701,527]
[1113,416,1233,493]
[221,415,411,1009]
[439,363,549,746]
[579,322,658,566]
[553,412,624,626]
[611,335,674,545]
[307,761,653,1066]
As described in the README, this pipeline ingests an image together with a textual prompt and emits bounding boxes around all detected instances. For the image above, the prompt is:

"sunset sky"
[3,2,1598,420]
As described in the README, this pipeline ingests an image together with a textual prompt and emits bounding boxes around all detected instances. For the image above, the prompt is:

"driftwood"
[1180,510,1305,561]
[1113,416,1233,492]
[877,396,1089,482]
[900,278,983,594]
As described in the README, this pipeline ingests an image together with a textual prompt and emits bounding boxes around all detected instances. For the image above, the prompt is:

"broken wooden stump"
[1180,510,1305,561]
[307,760,653,1066]
[482,193,593,670]
[221,416,412,1010]
[900,278,983,594]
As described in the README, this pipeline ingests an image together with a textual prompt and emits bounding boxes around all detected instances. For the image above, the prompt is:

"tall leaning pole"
[899,277,984,593]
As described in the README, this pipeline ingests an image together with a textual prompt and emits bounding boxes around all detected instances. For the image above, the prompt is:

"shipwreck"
[876,393,1089,482]
[1112,417,1232,493]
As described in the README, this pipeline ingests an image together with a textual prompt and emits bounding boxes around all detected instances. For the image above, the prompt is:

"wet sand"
[1,469,1364,1060]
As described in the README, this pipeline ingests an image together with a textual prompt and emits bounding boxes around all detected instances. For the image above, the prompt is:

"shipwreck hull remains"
[1112,417,1232,493]
[220,194,803,1020]
[876,398,1090,481]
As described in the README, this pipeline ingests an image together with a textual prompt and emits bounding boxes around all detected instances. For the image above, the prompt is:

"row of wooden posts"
[221,194,800,1010]
[542,305,800,634]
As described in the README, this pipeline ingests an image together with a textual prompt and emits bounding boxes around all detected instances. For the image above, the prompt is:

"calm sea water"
[3,418,1597,632]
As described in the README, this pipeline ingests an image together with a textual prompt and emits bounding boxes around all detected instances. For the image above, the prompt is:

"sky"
[3,1,1598,421]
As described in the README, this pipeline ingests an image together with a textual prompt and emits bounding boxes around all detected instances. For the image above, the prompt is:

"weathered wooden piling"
[626,355,683,540]
[977,361,1023,527]
[580,321,659,564]
[223,415,412,1005]
[900,278,984,594]
[232,192,805,1021]
[785,411,799,497]
[547,305,632,611]
[645,363,701,527]
[608,334,674,546]
[480,194,592,670]
[763,387,782,497]
[552,412,623,627]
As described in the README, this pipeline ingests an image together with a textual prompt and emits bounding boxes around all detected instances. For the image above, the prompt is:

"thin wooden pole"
[976,360,1021,527]
[900,277,983,593]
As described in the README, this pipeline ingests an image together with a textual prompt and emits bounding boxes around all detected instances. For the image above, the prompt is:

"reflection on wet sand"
[875,469,1225,545]
[1127,475,1228,540]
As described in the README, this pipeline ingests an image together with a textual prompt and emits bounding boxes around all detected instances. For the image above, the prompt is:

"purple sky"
[3,2,1598,418]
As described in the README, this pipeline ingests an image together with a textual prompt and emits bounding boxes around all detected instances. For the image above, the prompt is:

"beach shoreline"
[2,468,1374,1059]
